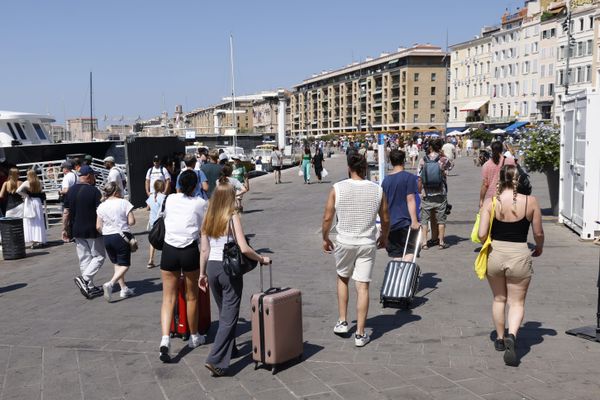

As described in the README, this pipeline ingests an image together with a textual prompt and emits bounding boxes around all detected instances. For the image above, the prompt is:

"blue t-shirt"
[381,170,418,231]
[175,169,208,200]
[145,192,166,227]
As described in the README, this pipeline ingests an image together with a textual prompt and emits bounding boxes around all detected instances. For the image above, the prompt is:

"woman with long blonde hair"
[199,178,270,377]
[0,168,24,218]
[478,165,544,366]
[16,169,47,247]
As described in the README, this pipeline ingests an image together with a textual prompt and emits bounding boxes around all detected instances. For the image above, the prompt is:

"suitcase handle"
[402,228,422,263]
[259,261,273,293]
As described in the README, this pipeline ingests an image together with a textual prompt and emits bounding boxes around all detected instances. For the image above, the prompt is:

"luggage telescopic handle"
[259,260,273,293]
[402,228,422,263]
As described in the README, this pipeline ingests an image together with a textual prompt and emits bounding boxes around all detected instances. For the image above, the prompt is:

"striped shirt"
[333,179,383,246]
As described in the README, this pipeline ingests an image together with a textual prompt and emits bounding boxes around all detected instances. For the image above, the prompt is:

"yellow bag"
[471,213,481,243]
[474,197,496,280]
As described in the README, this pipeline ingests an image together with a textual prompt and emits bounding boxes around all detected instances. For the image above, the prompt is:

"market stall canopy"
[491,128,506,134]
[446,130,464,136]
[505,121,528,133]
[462,128,472,134]
[459,99,489,112]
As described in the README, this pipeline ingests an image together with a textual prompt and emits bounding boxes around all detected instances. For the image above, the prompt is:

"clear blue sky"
[1,0,523,125]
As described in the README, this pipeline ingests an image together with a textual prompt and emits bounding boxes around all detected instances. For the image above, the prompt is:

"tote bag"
[474,197,496,280]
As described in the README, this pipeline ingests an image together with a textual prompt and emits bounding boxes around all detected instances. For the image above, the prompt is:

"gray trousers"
[206,260,243,370]
[75,237,106,286]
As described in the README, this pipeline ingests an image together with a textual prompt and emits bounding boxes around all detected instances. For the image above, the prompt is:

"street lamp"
[562,11,576,95]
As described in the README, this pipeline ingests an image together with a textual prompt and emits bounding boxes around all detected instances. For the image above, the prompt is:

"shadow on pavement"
[488,321,557,366]
[126,277,162,296]
[242,209,264,214]
[443,235,469,246]
[0,282,27,294]
[366,310,422,341]
[25,251,50,258]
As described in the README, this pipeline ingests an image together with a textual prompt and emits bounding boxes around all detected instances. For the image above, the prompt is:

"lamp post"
[562,10,576,96]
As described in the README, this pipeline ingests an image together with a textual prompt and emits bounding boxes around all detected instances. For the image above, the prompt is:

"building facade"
[289,44,449,137]
[66,118,98,142]
[185,100,254,135]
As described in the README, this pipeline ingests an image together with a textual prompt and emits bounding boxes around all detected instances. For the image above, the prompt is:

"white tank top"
[208,234,229,261]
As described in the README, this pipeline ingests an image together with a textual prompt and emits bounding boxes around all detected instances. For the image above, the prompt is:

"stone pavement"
[1,153,600,400]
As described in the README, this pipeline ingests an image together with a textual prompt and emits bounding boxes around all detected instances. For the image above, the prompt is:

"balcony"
[484,116,514,124]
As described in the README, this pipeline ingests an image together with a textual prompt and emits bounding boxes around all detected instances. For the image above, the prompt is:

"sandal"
[438,243,449,249]
[421,245,430,250]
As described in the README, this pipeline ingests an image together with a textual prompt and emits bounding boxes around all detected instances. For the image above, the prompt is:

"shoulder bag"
[474,197,496,280]
[148,195,168,250]
[222,218,258,277]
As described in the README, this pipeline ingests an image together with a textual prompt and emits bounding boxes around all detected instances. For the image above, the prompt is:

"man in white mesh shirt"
[322,153,390,347]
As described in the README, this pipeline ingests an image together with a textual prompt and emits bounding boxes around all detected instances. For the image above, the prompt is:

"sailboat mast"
[90,71,94,141]
[229,34,237,149]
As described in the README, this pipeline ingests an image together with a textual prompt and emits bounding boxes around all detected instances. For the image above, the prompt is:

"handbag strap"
[227,216,238,244]
[487,197,497,239]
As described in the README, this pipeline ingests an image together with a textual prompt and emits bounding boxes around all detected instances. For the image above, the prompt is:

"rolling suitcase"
[251,263,303,374]
[170,274,211,340]
[380,228,422,309]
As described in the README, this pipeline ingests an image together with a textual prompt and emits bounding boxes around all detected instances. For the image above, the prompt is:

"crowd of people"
[322,137,544,367]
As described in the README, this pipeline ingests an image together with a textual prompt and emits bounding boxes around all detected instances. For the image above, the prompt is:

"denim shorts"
[103,233,131,266]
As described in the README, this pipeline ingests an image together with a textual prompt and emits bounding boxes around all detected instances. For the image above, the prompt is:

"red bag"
[170,275,211,339]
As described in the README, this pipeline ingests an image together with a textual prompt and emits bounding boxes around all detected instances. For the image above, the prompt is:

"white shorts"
[334,243,377,282]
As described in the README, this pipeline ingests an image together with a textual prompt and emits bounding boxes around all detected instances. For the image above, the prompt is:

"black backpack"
[420,155,444,191]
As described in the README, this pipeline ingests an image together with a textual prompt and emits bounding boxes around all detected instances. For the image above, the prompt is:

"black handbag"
[516,164,532,195]
[222,218,258,277]
[148,195,168,250]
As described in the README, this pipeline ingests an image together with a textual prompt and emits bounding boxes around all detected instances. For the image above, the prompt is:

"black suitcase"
[380,228,422,309]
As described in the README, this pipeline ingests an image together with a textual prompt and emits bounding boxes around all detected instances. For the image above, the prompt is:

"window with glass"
[414,73,420,81]
[430,87,436,96]
[413,114,419,123]
[430,100,436,109]
[414,87,419,95]
[32,123,47,140]
[431,72,436,81]
[549,83,554,95]
[430,114,435,123]
[414,100,419,109]
[14,123,27,140]
[6,123,18,140]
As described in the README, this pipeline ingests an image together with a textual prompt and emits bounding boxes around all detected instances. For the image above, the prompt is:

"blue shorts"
[103,233,131,266]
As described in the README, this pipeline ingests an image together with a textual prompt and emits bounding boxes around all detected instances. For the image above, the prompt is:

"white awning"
[460,99,489,112]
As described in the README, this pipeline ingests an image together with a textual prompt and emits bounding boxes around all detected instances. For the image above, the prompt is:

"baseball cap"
[61,160,74,169]
[103,156,115,163]
[153,155,160,161]
[78,165,95,176]
[84,154,93,162]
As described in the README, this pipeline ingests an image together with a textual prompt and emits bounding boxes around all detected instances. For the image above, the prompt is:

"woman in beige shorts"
[478,165,544,366]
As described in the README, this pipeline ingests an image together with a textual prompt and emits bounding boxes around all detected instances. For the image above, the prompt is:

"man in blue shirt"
[176,154,208,200]
[381,149,420,261]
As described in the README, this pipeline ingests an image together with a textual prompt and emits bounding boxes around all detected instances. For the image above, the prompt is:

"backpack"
[420,155,444,190]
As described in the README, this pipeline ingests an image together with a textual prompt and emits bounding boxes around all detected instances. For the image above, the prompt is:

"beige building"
[538,5,561,120]
[289,44,449,137]
[186,100,254,135]
[49,125,71,142]
[66,117,98,142]
[595,12,600,89]
[448,29,495,129]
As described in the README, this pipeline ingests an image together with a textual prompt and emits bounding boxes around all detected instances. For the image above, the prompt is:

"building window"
[453,86,457,100]
[587,40,593,55]
[413,114,419,123]
[430,114,436,123]
[540,84,545,97]
[586,65,591,82]
[576,67,583,83]
[414,100,419,109]
[431,73,437,81]
[430,87,436,96]
[414,87,419,95]
[414,73,420,81]
[549,83,554,95]
[453,107,457,119]
[579,18,584,32]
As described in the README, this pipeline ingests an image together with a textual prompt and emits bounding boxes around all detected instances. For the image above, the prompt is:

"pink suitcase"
[251,263,303,374]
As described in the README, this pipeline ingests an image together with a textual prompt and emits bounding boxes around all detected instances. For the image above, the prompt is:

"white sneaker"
[120,287,135,298]
[333,320,349,334]
[102,282,113,302]
[159,336,171,363]
[188,333,206,349]
[355,333,371,347]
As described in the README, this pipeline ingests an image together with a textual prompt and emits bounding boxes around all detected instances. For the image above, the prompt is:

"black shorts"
[104,233,131,266]
[272,165,281,171]
[386,227,417,258]
[161,241,200,272]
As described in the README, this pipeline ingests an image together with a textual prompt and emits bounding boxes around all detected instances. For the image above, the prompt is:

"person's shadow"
[364,310,422,341]
[489,321,557,366]
[0,283,27,295]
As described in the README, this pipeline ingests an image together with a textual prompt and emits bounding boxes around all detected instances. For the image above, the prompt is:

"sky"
[1,0,524,126]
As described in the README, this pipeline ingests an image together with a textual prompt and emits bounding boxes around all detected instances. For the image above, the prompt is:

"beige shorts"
[487,240,533,280]
[334,243,377,282]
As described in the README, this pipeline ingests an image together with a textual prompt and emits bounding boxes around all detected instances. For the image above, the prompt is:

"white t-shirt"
[61,171,77,191]
[217,177,243,192]
[466,139,473,148]
[208,235,229,261]
[97,198,134,235]
[271,150,282,166]
[441,143,456,161]
[108,167,125,193]
[164,193,207,248]
[146,166,169,193]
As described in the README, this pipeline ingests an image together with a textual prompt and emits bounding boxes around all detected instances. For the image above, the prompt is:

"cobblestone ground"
[1,153,600,400]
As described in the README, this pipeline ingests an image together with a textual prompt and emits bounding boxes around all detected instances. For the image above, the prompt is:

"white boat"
[0,110,54,147]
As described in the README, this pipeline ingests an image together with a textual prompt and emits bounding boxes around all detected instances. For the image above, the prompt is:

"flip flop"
[439,243,449,249]
[421,245,430,250]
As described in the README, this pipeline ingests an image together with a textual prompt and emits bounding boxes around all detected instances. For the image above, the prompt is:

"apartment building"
[595,12,600,88]
[289,44,448,137]
[185,100,254,135]
[66,117,98,142]
[538,9,561,120]
[554,0,598,122]
[448,31,495,129]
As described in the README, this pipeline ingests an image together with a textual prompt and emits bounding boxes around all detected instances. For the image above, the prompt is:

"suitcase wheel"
[182,333,190,341]
[254,362,259,370]
[399,299,411,310]
[271,365,278,375]
[169,333,175,338]
[382,301,388,308]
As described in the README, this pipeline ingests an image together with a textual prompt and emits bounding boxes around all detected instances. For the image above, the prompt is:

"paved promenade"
[1,153,600,400]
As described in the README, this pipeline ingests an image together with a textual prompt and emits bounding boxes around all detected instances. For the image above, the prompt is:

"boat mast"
[229,34,237,149]
[90,71,94,141]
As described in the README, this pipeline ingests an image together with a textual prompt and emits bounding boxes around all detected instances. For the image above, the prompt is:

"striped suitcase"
[380,229,422,309]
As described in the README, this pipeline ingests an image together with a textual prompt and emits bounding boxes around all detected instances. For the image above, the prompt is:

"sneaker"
[354,333,371,347]
[188,334,206,349]
[102,282,113,302]
[159,337,171,363]
[88,286,104,298]
[74,276,91,299]
[205,363,226,377]
[503,334,518,366]
[494,338,506,352]
[333,320,349,334]
[119,287,135,298]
